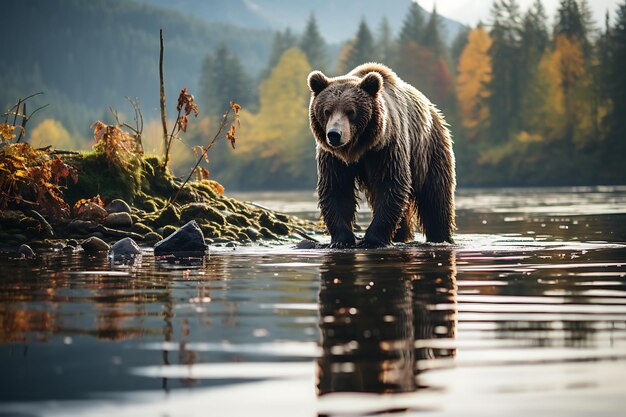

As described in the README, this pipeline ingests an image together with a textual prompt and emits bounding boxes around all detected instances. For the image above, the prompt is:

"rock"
[131,222,153,235]
[80,236,110,252]
[18,244,35,258]
[104,212,132,228]
[77,202,108,221]
[106,199,131,214]
[154,220,207,256]
[155,205,180,227]
[160,225,178,238]
[259,227,279,240]
[143,232,163,242]
[68,220,99,234]
[226,213,251,227]
[13,234,28,244]
[66,239,79,247]
[295,239,319,249]
[274,213,289,223]
[199,223,220,239]
[270,221,290,236]
[180,203,226,226]
[109,237,141,256]
[243,227,261,241]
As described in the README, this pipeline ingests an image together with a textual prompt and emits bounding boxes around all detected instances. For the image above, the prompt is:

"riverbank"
[0,148,323,254]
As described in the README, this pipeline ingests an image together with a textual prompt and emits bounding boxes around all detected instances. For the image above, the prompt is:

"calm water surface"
[1,187,626,416]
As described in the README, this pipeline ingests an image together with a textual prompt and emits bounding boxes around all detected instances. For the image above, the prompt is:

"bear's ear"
[359,72,383,97]
[308,71,330,95]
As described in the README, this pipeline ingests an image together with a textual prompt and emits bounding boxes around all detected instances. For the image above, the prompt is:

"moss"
[155,205,180,227]
[63,152,141,204]
[199,223,220,239]
[131,222,153,235]
[226,213,251,227]
[180,203,226,226]
[259,227,279,240]
[161,225,178,238]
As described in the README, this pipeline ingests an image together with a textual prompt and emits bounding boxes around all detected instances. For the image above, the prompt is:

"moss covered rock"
[180,203,226,226]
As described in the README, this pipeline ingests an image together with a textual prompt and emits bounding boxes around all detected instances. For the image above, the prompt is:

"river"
[1,186,625,416]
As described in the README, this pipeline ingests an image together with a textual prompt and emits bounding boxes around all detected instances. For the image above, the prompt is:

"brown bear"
[307,63,455,248]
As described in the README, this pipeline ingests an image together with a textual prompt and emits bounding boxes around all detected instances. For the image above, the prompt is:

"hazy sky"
[419,0,621,27]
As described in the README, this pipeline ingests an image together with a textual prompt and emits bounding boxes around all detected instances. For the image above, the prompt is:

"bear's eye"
[346,109,356,120]
[323,109,331,118]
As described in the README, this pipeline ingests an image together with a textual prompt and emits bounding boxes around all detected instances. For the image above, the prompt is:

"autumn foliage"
[0,143,77,217]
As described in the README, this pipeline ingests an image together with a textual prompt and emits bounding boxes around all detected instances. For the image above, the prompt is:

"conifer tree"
[199,43,253,116]
[422,5,445,57]
[344,18,377,70]
[376,17,396,65]
[519,0,550,129]
[609,1,626,143]
[263,28,297,79]
[487,0,523,142]
[300,14,327,71]
[399,1,425,47]
[554,0,594,54]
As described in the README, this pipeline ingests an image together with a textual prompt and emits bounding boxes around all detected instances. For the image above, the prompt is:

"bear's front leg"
[358,152,411,249]
[317,151,357,248]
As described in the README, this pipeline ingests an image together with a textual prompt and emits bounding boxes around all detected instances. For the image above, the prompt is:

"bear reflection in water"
[316,250,457,395]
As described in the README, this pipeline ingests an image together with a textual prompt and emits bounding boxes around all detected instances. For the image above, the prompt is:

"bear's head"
[307,70,386,163]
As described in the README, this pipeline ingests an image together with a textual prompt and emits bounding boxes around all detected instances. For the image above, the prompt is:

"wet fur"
[308,63,456,247]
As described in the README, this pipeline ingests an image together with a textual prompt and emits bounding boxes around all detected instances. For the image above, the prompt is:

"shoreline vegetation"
[0,147,322,254]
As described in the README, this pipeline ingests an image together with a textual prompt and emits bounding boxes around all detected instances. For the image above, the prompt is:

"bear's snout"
[327,128,343,147]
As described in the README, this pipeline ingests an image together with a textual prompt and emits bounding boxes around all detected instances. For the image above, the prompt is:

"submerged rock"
[104,212,132,228]
[154,220,207,256]
[18,244,35,259]
[80,236,110,252]
[109,237,141,256]
[106,199,131,214]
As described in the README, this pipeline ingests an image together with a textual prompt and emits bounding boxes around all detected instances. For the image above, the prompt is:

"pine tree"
[300,13,327,71]
[487,0,523,142]
[199,44,253,116]
[451,27,470,71]
[554,0,594,54]
[376,17,395,65]
[519,0,550,130]
[263,28,297,79]
[399,1,425,47]
[422,5,444,57]
[609,1,626,143]
[344,18,377,70]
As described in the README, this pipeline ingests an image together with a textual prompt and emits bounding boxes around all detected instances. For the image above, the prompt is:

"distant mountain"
[0,0,274,135]
[141,0,466,44]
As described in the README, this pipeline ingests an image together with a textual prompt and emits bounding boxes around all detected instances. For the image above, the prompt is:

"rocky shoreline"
[0,153,323,256]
